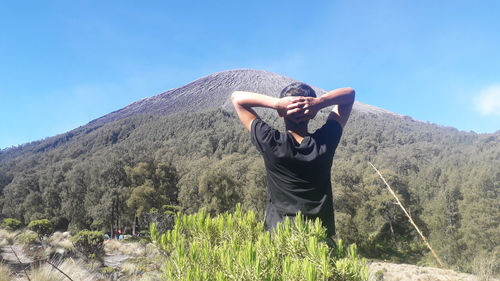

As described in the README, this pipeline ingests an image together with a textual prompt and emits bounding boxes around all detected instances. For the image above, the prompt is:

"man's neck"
[285,120,308,143]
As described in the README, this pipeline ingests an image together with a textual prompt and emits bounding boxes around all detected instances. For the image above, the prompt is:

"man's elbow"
[231,91,240,106]
[347,88,356,103]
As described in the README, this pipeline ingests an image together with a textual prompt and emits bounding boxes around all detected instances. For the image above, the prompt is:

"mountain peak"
[89,69,401,126]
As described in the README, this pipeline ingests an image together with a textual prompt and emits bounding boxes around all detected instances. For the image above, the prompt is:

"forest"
[0,106,498,276]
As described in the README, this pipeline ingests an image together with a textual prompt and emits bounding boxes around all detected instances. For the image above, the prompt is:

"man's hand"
[275,96,303,117]
[285,97,320,123]
[284,87,355,127]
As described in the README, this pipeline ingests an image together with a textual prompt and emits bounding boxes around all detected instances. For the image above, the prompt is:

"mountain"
[89,69,401,127]
[0,69,498,277]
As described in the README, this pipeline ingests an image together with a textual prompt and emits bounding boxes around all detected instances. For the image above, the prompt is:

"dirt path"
[1,245,39,278]
[1,245,34,265]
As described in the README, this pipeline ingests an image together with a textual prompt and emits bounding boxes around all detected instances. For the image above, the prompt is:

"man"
[231,82,355,238]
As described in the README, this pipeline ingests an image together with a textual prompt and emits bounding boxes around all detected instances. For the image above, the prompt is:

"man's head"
[280,83,316,130]
[280,82,316,99]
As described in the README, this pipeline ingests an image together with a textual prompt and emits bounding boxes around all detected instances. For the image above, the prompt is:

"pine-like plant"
[28,219,53,240]
[150,204,369,281]
[2,218,22,231]
[71,230,105,263]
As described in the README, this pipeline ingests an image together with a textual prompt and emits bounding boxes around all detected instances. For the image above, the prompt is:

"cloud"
[476,85,500,116]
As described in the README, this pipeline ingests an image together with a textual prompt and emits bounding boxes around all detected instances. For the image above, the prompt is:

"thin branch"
[9,246,31,281]
[46,260,75,281]
[368,162,445,268]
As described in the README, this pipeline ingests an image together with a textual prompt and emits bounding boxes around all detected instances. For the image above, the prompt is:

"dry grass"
[137,272,162,281]
[1,230,164,281]
[48,232,73,249]
[0,229,20,246]
[0,263,12,281]
[118,243,163,280]
[472,256,497,281]
[119,268,162,281]
[11,258,102,281]
[45,231,74,258]
[369,262,500,281]
[120,261,140,276]
[0,229,11,239]
[103,239,123,253]
[104,239,146,256]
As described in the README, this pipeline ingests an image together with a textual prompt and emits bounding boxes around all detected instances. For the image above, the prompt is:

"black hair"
[280,82,316,98]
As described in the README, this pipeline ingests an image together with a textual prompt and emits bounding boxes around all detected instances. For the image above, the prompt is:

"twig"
[368,162,445,268]
[9,246,31,281]
[46,260,75,281]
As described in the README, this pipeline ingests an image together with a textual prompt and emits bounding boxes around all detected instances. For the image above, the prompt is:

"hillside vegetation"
[0,70,498,277]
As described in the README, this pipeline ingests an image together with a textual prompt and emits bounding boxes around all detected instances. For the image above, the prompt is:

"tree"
[1,172,40,222]
[198,169,241,215]
[62,164,92,232]
[125,161,179,234]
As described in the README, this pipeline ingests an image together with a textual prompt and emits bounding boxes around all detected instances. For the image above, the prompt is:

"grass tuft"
[44,231,75,258]
[104,238,150,256]
[11,258,100,281]
[0,263,12,281]
[0,229,20,246]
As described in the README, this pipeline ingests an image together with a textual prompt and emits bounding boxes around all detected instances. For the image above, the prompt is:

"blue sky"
[1,0,499,149]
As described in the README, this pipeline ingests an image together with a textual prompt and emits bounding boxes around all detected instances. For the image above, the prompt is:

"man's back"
[251,118,343,236]
[231,83,355,238]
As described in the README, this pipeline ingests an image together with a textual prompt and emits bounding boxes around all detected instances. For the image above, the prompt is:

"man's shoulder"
[309,119,343,147]
[251,118,280,135]
[313,119,343,136]
[251,118,282,151]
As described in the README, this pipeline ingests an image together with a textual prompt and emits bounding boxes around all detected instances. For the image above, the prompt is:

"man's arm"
[231,91,299,131]
[286,87,355,128]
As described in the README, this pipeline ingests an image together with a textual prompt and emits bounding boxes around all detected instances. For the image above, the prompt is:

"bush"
[17,231,40,246]
[101,266,115,277]
[71,230,105,262]
[28,219,53,239]
[2,218,22,231]
[151,204,369,281]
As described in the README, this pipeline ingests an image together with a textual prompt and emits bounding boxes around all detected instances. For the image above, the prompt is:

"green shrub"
[17,231,39,246]
[2,218,22,231]
[101,266,115,276]
[71,230,105,261]
[151,204,369,281]
[28,219,53,239]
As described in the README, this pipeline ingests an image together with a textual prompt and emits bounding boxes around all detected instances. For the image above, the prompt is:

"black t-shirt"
[251,118,343,236]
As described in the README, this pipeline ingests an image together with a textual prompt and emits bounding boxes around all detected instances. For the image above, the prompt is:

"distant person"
[232,83,355,239]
